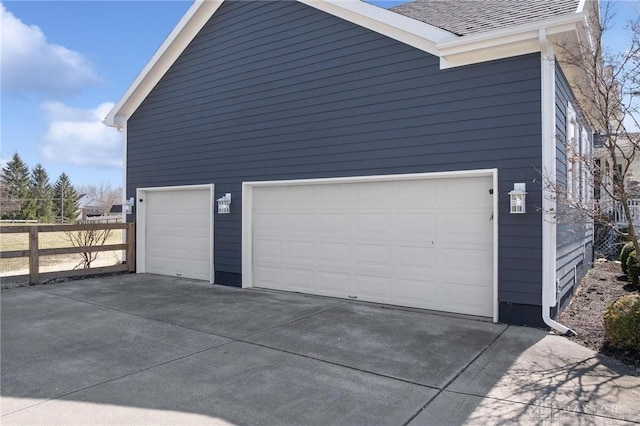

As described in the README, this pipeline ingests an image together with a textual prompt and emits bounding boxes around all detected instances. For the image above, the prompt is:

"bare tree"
[77,183,122,216]
[64,227,113,269]
[549,2,640,259]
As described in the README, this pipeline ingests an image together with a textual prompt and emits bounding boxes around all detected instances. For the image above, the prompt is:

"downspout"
[539,29,576,336]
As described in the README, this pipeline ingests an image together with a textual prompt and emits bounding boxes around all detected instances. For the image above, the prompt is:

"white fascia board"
[104,0,224,127]
[299,0,457,56]
[438,13,586,69]
[104,0,457,128]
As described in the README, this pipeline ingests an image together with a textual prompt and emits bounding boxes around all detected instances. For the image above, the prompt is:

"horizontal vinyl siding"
[127,0,543,305]
[554,62,593,302]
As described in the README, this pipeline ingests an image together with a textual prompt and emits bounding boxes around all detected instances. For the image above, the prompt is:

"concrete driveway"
[1,274,638,425]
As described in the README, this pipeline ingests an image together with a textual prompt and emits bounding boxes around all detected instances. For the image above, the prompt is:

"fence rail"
[0,223,135,285]
[614,199,640,228]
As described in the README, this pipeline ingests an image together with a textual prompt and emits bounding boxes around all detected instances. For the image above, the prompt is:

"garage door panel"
[356,213,391,234]
[397,213,438,237]
[316,184,354,207]
[284,240,315,261]
[355,275,391,300]
[143,187,212,281]
[285,213,314,234]
[317,213,351,233]
[357,182,392,208]
[397,180,437,207]
[441,213,492,241]
[396,246,437,270]
[254,238,282,260]
[355,244,392,266]
[284,268,315,291]
[439,179,489,207]
[251,175,494,317]
[395,278,440,309]
[253,186,283,208]
[254,212,282,235]
[317,271,350,296]
[283,186,316,210]
[318,242,350,263]
[443,247,492,273]
[443,282,493,317]
[254,264,283,286]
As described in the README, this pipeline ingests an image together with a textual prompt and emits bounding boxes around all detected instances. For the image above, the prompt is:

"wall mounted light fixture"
[509,183,526,214]
[217,193,231,214]
[124,197,135,214]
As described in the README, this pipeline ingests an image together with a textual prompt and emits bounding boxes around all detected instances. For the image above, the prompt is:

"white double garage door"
[139,171,496,319]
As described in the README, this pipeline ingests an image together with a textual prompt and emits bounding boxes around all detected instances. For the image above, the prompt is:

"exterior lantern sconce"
[124,197,135,214]
[217,193,231,214]
[509,183,526,214]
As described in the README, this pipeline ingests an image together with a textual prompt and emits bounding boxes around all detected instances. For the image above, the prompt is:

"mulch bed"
[559,259,640,371]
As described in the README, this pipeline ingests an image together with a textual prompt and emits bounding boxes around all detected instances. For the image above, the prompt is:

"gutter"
[539,28,576,336]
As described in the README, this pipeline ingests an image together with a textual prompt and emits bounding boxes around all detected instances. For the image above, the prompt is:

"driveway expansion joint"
[238,339,441,391]
[37,288,234,339]
[1,340,233,418]
[401,324,511,426]
[238,301,349,341]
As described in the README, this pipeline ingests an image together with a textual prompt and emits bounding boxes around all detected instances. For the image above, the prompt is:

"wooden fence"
[0,223,135,284]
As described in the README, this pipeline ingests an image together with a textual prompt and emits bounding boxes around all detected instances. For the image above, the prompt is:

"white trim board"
[136,184,215,283]
[242,169,499,322]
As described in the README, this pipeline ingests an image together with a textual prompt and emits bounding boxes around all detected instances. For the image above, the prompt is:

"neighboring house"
[77,194,103,220]
[77,194,123,221]
[104,0,599,331]
[593,134,640,229]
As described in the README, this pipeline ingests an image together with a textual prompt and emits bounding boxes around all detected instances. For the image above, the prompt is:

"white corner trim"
[492,169,499,323]
[136,184,215,283]
[241,182,254,289]
[120,124,128,224]
[539,31,575,336]
[242,168,499,322]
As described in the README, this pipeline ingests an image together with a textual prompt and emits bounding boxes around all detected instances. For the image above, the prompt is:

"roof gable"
[104,0,593,128]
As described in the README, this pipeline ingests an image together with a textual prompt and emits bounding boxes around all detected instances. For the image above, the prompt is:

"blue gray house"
[104,0,598,331]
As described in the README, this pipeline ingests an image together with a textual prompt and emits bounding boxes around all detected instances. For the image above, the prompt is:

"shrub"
[620,241,635,274]
[603,294,640,352]
[626,251,640,285]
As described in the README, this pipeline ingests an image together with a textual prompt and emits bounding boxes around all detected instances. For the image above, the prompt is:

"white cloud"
[40,101,123,168]
[1,4,100,96]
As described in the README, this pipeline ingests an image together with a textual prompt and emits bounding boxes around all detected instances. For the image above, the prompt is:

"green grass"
[1,227,125,276]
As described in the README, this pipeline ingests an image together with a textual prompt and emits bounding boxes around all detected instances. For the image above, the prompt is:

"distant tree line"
[1,152,79,223]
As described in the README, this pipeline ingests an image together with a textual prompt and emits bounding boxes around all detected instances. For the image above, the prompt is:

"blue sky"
[1,1,637,189]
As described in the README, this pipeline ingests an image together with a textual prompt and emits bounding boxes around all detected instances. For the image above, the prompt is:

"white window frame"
[566,102,579,201]
[581,127,591,204]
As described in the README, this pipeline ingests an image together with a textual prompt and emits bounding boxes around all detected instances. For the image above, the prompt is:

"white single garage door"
[249,174,494,317]
[138,185,213,282]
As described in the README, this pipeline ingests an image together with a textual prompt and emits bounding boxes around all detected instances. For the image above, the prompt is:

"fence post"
[28,226,39,284]
[127,223,136,272]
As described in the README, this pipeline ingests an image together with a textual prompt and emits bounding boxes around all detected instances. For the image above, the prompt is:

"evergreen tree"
[53,173,79,223]
[0,152,31,220]
[26,164,54,222]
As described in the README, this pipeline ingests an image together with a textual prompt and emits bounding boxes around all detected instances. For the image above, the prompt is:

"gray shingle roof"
[389,0,581,36]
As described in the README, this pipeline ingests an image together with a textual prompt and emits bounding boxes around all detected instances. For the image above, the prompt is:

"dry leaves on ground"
[559,259,640,371]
